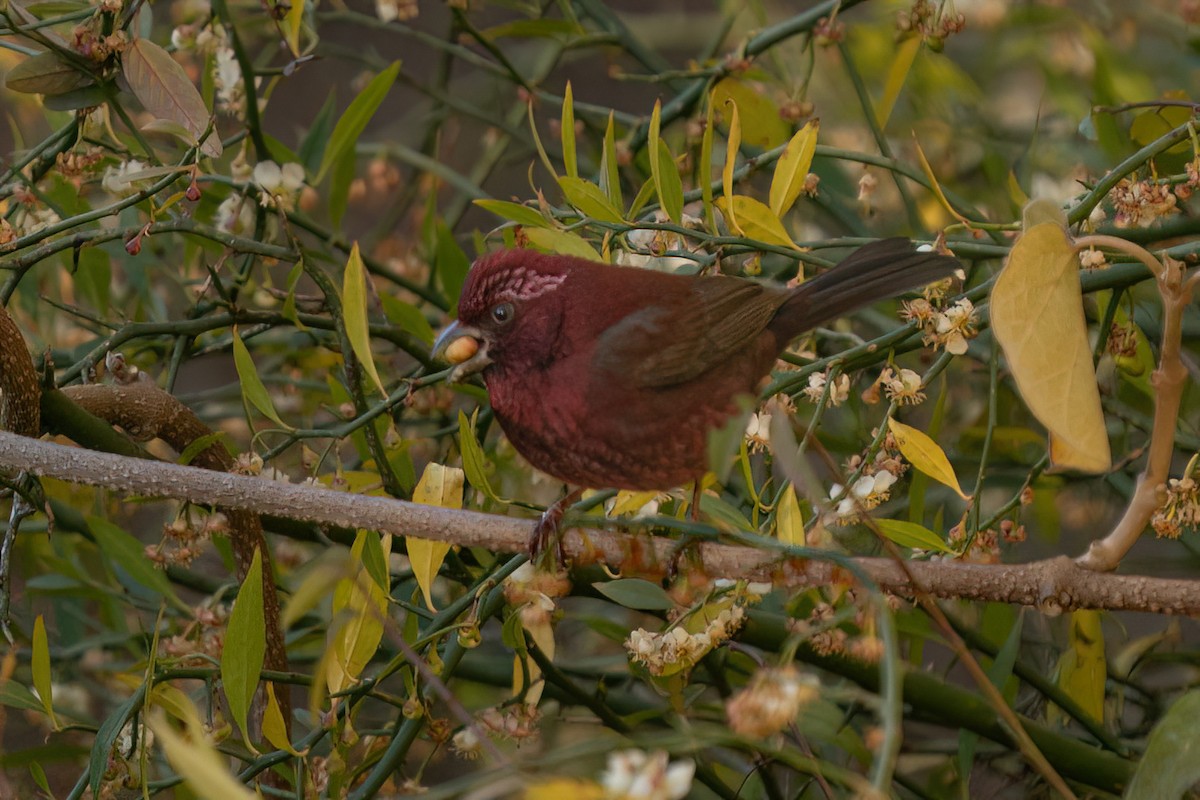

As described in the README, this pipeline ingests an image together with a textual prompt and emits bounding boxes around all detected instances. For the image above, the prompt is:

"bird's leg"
[530,487,584,568]
[666,482,707,581]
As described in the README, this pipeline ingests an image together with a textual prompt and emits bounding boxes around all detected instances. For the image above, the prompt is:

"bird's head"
[433,249,575,382]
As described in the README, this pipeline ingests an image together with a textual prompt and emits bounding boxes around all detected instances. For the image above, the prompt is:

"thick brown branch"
[0,431,1197,614]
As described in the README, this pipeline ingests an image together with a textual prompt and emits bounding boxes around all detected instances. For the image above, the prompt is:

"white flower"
[801,371,850,405]
[101,159,151,197]
[601,749,695,800]
[375,0,418,22]
[745,411,771,453]
[931,298,977,355]
[214,194,255,235]
[829,470,898,523]
[214,46,245,117]
[882,367,926,405]
[253,161,306,211]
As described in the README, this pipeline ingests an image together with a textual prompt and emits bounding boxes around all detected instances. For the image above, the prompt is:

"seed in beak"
[445,335,480,365]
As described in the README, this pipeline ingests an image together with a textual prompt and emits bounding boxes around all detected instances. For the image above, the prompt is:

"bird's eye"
[490,302,515,325]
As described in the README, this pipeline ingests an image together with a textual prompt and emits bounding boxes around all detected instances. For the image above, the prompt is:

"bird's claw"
[528,504,568,569]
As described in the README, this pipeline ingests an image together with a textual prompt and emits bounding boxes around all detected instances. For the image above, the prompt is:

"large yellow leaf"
[776,484,805,546]
[991,222,1111,473]
[711,78,790,149]
[769,120,819,218]
[888,418,969,500]
[406,463,464,610]
[147,707,255,800]
[716,195,799,249]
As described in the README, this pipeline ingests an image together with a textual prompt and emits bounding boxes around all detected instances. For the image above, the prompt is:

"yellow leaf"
[523,227,601,261]
[327,531,389,695]
[776,484,805,546]
[147,708,256,800]
[887,418,969,500]
[875,36,921,129]
[711,77,789,149]
[769,120,819,218]
[991,222,1111,473]
[609,490,659,517]
[342,242,388,397]
[913,136,972,227]
[561,81,577,178]
[721,98,741,234]
[516,613,554,707]
[263,683,303,756]
[648,100,683,224]
[525,779,606,800]
[283,0,304,56]
[406,463,464,610]
[1057,610,1106,722]
[715,195,799,249]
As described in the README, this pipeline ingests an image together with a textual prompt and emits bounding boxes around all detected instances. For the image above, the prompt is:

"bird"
[433,239,960,557]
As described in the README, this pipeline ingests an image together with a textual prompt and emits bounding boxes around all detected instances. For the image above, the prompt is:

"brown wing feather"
[595,276,789,388]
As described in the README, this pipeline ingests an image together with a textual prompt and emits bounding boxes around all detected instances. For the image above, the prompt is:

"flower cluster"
[725,665,819,737]
[600,749,695,800]
[1109,178,1178,228]
[1151,474,1200,539]
[902,296,978,355]
[618,211,708,272]
[801,370,850,405]
[863,366,926,406]
[897,0,967,46]
[827,470,899,525]
[625,605,744,675]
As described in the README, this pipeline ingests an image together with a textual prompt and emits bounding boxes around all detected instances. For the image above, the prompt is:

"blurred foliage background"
[1,0,1200,798]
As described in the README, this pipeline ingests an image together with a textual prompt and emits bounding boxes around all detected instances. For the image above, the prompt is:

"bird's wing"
[594,276,789,388]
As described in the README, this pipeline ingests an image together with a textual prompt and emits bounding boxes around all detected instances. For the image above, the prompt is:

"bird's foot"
[666,534,707,582]
[528,488,584,569]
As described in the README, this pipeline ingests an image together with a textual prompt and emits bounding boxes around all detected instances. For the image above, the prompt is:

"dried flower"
[725,665,819,737]
[1110,178,1178,228]
[881,367,926,405]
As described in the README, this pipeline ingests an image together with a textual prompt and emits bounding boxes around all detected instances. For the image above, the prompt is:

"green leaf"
[434,223,470,305]
[32,615,58,728]
[769,120,819,217]
[715,195,798,249]
[600,111,624,211]
[231,328,291,428]
[0,679,43,712]
[317,61,401,183]
[299,91,338,175]
[706,394,754,483]
[89,517,187,611]
[327,139,357,227]
[41,84,107,111]
[592,579,674,611]
[123,38,221,157]
[221,547,265,749]
[558,175,624,223]
[473,199,549,229]
[648,100,683,224]
[89,686,146,798]
[523,227,601,261]
[874,519,955,554]
[5,51,91,95]
[380,293,435,345]
[561,81,577,178]
[1124,689,1200,798]
[342,242,388,397]
[458,409,509,504]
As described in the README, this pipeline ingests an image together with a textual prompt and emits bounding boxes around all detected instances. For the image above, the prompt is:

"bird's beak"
[432,320,492,383]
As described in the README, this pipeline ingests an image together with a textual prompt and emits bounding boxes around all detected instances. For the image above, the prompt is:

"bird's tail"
[772,238,961,342]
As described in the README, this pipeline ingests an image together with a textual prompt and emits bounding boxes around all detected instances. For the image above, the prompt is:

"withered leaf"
[123,37,221,157]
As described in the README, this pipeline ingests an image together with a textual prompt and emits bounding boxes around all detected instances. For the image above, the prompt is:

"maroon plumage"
[435,239,959,491]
